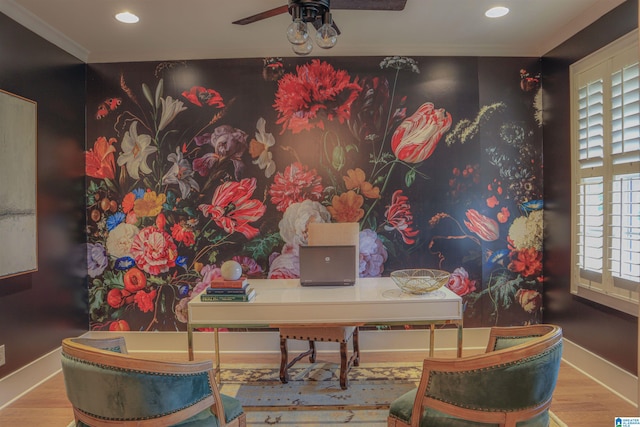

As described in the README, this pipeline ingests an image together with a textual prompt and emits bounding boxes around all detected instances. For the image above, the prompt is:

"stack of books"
[200,276,256,302]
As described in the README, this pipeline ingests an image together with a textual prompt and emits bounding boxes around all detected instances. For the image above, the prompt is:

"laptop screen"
[299,245,357,286]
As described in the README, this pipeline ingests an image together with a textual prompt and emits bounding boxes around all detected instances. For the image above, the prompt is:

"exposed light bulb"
[286,18,309,45]
[315,23,338,49]
[292,38,313,56]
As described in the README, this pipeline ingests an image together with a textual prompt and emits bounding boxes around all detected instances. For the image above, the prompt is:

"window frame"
[570,30,640,316]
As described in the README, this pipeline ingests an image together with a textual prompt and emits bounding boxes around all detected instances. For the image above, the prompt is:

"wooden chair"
[387,324,563,427]
[279,222,361,390]
[61,336,246,426]
[279,325,360,389]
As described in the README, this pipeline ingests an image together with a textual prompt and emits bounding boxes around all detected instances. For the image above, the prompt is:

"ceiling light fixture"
[115,11,140,24]
[287,0,338,56]
[485,6,509,18]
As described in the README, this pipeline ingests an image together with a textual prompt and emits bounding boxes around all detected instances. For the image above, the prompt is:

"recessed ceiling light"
[485,6,509,18]
[115,11,139,24]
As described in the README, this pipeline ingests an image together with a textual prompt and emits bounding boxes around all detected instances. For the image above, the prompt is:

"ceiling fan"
[232,0,408,28]
[233,0,407,54]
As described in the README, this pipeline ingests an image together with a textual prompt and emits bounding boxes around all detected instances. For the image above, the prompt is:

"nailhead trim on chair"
[280,335,349,342]
[424,341,561,412]
[62,353,213,421]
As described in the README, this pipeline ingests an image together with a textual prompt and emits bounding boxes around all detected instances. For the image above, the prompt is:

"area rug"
[219,361,421,409]
[67,411,566,427]
[219,362,568,426]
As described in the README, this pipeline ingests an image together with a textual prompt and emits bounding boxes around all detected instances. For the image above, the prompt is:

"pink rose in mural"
[446,267,476,296]
[198,178,266,239]
[130,226,178,275]
[85,136,116,179]
[384,190,419,244]
[268,246,300,279]
[273,59,362,134]
[268,162,323,213]
[516,288,542,313]
[391,102,452,163]
[464,209,499,242]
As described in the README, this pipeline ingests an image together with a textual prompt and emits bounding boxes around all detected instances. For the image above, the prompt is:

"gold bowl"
[390,269,450,295]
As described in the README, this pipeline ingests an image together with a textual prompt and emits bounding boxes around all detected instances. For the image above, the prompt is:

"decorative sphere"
[221,260,243,281]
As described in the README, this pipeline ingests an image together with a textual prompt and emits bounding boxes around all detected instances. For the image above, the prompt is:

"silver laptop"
[299,245,357,286]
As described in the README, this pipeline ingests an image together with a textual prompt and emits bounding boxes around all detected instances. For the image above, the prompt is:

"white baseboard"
[0,346,63,410]
[1,329,637,410]
[561,339,638,408]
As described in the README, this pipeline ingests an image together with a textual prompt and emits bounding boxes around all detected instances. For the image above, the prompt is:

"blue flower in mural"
[106,212,125,231]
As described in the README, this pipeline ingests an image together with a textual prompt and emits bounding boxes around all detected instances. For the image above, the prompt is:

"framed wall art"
[0,89,38,279]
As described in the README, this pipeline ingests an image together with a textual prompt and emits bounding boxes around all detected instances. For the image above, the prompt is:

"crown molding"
[0,0,89,62]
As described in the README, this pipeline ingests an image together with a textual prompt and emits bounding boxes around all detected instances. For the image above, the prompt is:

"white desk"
[188,278,463,369]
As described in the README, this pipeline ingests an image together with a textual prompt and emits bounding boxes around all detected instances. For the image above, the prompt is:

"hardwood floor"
[0,351,636,426]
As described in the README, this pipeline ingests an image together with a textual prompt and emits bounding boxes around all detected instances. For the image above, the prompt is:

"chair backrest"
[70,336,129,353]
[414,324,563,427]
[61,337,224,426]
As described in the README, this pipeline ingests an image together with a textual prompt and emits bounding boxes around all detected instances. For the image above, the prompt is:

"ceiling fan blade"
[331,0,407,11]
[232,5,289,25]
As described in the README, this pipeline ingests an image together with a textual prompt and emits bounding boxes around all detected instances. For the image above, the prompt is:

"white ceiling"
[0,0,628,63]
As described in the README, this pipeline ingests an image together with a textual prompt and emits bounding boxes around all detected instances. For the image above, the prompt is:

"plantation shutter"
[573,35,640,306]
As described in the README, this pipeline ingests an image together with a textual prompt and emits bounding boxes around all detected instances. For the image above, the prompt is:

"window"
[571,30,640,315]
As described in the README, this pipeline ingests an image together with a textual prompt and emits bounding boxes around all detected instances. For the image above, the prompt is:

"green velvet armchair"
[61,336,246,427]
[388,324,563,427]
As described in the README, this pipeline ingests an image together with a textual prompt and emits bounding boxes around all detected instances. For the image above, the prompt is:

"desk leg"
[457,322,463,358]
[214,328,221,383]
[429,324,435,357]
[188,325,194,361]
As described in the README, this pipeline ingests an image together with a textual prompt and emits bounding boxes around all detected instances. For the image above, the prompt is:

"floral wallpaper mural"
[85,56,543,332]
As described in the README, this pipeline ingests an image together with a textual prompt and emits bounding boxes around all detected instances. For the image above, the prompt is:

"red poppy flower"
[273,59,362,134]
[181,86,225,108]
[199,178,266,239]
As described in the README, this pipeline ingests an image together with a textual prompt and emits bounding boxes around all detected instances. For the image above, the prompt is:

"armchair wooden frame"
[388,324,563,427]
[62,337,246,427]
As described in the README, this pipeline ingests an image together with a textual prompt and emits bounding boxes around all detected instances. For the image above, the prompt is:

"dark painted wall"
[0,13,87,379]
[542,0,638,374]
